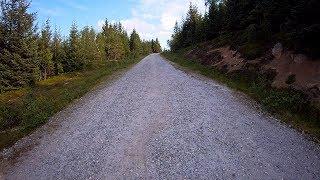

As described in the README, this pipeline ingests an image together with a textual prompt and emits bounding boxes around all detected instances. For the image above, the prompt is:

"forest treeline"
[168,0,319,59]
[0,0,161,92]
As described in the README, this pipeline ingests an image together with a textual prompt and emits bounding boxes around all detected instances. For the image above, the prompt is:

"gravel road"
[1,54,320,179]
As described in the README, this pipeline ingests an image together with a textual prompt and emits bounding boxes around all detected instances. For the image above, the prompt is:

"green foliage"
[51,29,66,75]
[151,38,162,53]
[0,0,38,91]
[142,40,152,55]
[129,29,143,58]
[102,20,129,61]
[38,19,54,80]
[79,26,101,67]
[169,0,320,58]
[64,22,83,72]
[168,3,204,50]
[0,57,143,150]
[0,0,161,149]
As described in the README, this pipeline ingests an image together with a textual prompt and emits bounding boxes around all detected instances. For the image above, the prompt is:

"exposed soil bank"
[163,46,320,141]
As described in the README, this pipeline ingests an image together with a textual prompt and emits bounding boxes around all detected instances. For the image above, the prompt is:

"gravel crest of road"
[1,54,320,179]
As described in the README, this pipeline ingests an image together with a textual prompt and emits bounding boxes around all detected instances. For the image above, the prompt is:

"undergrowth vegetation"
[162,51,320,140]
[0,58,141,150]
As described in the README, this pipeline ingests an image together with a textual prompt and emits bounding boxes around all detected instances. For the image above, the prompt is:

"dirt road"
[1,54,320,179]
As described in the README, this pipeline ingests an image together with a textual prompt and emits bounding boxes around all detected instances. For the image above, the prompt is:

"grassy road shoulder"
[0,57,142,150]
[162,51,320,142]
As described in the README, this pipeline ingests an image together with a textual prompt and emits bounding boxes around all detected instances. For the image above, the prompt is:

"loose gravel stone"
[1,54,320,179]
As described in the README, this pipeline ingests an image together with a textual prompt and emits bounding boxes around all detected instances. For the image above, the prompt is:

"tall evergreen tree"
[0,0,38,91]
[79,26,101,67]
[151,38,161,53]
[119,27,131,58]
[64,22,83,72]
[51,28,66,75]
[180,3,204,47]
[142,40,152,55]
[38,19,53,79]
[129,29,143,58]
[102,20,129,61]
[96,32,106,61]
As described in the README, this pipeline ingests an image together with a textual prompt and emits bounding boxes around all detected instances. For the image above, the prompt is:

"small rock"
[272,43,283,59]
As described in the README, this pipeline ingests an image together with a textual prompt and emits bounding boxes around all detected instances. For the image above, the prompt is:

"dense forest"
[168,0,320,59]
[0,0,161,92]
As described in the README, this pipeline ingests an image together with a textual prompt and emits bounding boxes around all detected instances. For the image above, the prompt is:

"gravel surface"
[1,54,320,179]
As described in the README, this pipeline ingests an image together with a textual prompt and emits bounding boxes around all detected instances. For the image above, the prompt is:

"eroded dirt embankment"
[185,43,320,104]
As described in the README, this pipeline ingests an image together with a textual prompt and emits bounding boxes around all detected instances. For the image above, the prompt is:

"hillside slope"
[186,42,320,102]
[163,42,320,139]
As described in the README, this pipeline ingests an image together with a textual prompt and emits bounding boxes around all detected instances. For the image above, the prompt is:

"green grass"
[0,57,141,150]
[162,51,320,141]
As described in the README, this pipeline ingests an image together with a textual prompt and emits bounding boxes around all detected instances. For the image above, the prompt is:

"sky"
[30,0,206,49]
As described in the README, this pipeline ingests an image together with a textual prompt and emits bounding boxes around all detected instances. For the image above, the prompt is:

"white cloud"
[121,18,157,34]
[97,0,206,49]
[97,20,105,30]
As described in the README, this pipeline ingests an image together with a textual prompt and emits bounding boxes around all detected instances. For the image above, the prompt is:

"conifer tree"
[0,0,38,91]
[79,26,101,67]
[102,20,128,61]
[64,22,83,71]
[38,19,53,79]
[142,40,152,55]
[154,38,162,53]
[129,29,143,58]
[96,32,106,61]
[51,28,66,75]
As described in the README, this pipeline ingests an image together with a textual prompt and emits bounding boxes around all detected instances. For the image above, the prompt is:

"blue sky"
[30,0,206,48]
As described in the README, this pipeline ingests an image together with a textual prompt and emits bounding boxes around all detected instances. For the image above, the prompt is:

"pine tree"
[119,25,131,58]
[142,40,152,55]
[0,0,38,91]
[129,29,143,58]
[64,22,83,72]
[102,20,128,61]
[180,3,204,47]
[79,26,101,67]
[168,22,182,50]
[151,38,161,53]
[38,19,53,79]
[96,32,106,61]
[51,28,65,75]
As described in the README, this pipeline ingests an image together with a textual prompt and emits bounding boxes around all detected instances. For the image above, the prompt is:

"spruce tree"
[79,26,100,67]
[64,22,83,71]
[38,19,53,79]
[129,29,143,58]
[0,0,38,91]
[102,20,127,61]
[51,28,66,75]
